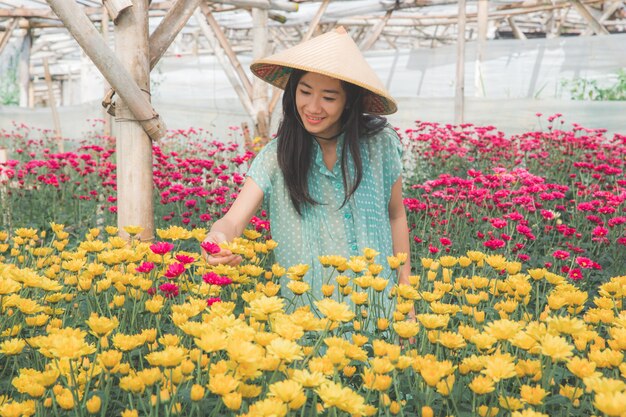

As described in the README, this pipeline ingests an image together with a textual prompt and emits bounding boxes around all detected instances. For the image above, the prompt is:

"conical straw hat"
[250,27,397,115]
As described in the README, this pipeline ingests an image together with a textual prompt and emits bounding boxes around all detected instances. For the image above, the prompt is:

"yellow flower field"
[0,224,624,417]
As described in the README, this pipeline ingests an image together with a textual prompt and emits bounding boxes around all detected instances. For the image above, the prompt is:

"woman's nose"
[306,96,322,113]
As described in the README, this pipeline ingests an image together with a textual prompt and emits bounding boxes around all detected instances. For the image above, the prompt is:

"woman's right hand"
[201,231,243,266]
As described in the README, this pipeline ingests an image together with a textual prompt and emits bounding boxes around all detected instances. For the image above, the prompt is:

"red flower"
[175,254,196,264]
[592,226,608,237]
[203,272,232,286]
[136,261,155,273]
[439,237,452,246]
[552,250,570,260]
[150,241,175,255]
[428,244,439,254]
[568,268,583,281]
[201,241,221,254]
[575,257,593,268]
[159,283,179,298]
[483,239,505,250]
[206,297,222,307]
[164,262,186,279]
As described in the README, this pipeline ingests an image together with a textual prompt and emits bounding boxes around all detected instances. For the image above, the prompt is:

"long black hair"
[276,69,386,215]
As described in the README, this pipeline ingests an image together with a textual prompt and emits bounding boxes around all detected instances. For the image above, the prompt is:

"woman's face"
[295,72,347,139]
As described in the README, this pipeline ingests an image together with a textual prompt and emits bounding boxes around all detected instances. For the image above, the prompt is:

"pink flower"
[428,244,439,254]
[206,297,222,307]
[150,241,175,255]
[175,254,196,264]
[575,257,594,268]
[552,250,570,260]
[159,283,179,298]
[164,262,186,279]
[490,218,507,229]
[568,268,583,281]
[202,272,232,286]
[483,239,505,250]
[136,262,155,273]
[439,237,452,246]
[201,241,221,254]
[592,226,608,237]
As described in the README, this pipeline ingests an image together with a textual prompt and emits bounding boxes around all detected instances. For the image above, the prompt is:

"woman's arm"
[202,177,264,266]
[388,176,411,285]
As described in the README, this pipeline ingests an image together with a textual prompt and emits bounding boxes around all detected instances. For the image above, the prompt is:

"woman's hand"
[201,231,242,266]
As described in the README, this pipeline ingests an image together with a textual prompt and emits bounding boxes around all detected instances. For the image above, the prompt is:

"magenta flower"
[439,237,452,246]
[206,297,221,307]
[483,239,505,250]
[575,257,593,268]
[568,268,583,281]
[159,283,179,298]
[136,261,155,273]
[164,262,186,279]
[201,241,221,254]
[552,250,570,260]
[150,241,175,255]
[202,272,232,286]
[592,226,608,237]
[175,254,196,264]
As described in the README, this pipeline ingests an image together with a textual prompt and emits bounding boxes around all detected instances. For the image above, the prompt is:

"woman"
[202,27,411,300]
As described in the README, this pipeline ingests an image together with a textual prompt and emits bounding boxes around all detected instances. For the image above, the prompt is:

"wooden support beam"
[582,0,623,35]
[360,9,393,51]
[571,0,610,35]
[43,57,63,152]
[507,16,527,39]
[149,0,202,70]
[193,9,255,118]
[0,18,19,56]
[45,0,166,141]
[475,0,488,98]
[201,3,253,98]
[18,28,31,108]
[102,5,112,137]
[454,0,466,124]
[114,0,155,241]
[251,8,270,140]
[102,0,133,23]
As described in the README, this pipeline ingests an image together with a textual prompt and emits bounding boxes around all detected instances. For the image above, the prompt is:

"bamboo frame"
[45,0,166,141]
[42,57,63,151]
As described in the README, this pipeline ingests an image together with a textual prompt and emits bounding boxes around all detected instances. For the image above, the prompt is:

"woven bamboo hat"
[250,27,397,115]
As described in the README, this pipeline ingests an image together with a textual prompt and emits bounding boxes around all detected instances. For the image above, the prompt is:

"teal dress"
[246,124,403,302]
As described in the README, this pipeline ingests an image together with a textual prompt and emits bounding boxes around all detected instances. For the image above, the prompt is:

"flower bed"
[0,225,624,417]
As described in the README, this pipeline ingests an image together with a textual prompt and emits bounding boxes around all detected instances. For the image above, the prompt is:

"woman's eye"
[324,97,336,102]
[299,90,311,96]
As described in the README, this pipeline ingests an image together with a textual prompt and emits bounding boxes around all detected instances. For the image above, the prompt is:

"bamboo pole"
[474,0,488,98]
[360,9,393,51]
[571,0,610,35]
[507,16,527,39]
[43,58,63,152]
[582,0,622,35]
[114,0,155,241]
[149,0,203,70]
[18,28,31,108]
[45,0,166,141]
[0,18,19,56]
[102,6,112,137]
[201,3,253,98]
[251,8,270,139]
[454,0,466,124]
[193,9,255,117]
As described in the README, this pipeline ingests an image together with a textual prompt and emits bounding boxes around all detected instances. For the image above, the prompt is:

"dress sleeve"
[246,140,278,195]
[381,126,404,193]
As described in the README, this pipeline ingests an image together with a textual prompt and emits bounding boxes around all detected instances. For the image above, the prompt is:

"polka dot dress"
[246,125,403,302]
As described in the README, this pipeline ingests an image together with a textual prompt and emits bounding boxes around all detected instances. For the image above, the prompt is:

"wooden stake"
[201,3,253,98]
[43,58,63,152]
[251,8,270,140]
[193,9,255,117]
[474,0,488,98]
[571,0,610,35]
[18,28,31,108]
[0,18,19,56]
[149,0,203,70]
[114,0,155,241]
[102,6,112,137]
[454,0,466,124]
[360,9,393,51]
[45,0,166,141]
[507,16,527,39]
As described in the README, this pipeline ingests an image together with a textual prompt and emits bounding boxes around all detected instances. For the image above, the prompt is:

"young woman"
[202,27,411,300]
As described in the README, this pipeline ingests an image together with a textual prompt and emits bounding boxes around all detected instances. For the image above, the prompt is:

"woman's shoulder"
[361,118,401,149]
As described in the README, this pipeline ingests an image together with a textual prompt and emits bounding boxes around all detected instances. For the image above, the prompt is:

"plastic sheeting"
[1,34,625,140]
